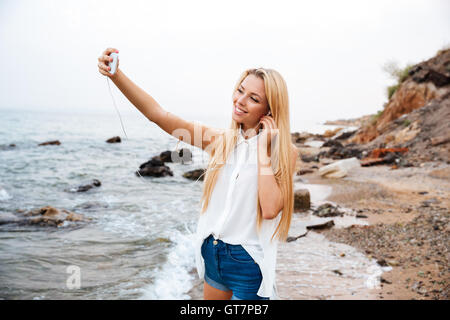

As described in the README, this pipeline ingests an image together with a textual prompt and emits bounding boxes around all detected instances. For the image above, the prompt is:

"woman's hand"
[257,114,279,163]
[97,47,119,78]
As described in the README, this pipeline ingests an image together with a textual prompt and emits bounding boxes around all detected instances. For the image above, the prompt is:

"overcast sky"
[0,0,449,131]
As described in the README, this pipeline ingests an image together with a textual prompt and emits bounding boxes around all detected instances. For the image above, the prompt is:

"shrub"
[371,109,384,125]
[387,84,399,100]
[382,61,415,100]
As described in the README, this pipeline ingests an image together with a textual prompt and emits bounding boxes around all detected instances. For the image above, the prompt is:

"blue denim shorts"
[201,234,269,300]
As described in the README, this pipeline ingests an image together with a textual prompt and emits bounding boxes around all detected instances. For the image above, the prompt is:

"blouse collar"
[237,126,262,146]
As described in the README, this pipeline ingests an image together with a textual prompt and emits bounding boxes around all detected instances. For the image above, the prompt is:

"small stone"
[377,258,388,267]
[333,269,343,276]
[380,277,392,284]
[387,259,400,266]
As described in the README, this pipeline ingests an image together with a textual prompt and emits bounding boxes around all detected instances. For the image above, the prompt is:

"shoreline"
[295,160,449,300]
[187,146,449,300]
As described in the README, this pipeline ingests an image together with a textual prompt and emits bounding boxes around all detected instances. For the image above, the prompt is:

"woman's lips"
[234,105,248,115]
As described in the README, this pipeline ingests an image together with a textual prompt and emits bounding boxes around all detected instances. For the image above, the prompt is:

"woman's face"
[232,74,270,131]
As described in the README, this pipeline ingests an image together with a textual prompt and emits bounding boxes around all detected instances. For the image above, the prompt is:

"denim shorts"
[201,234,269,300]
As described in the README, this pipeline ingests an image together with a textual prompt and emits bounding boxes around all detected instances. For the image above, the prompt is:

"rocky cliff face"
[346,49,450,164]
[351,49,450,144]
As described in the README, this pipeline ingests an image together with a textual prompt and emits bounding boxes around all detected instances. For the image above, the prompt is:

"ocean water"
[0,107,362,300]
[0,108,211,299]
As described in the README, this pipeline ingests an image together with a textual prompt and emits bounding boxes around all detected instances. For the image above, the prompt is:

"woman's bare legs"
[203,282,233,300]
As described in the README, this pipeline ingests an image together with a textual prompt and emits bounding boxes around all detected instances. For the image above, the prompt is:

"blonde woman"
[98,48,299,300]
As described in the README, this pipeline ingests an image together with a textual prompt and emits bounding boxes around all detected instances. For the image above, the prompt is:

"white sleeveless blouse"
[195,127,282,299]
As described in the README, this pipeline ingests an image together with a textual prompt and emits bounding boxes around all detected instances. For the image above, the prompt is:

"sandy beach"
[283,159,449,300]
[188,159,449,300]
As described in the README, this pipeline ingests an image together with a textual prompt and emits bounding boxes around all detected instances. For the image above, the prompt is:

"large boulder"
[318,157,360,178]
[136,157,173,177]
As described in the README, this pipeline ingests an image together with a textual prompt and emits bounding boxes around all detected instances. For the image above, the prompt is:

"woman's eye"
[236,88,258,103]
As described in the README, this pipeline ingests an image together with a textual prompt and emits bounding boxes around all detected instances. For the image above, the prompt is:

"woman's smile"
[234,104,248,115]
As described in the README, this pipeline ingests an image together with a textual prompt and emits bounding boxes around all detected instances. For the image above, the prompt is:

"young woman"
[98,48,299,300]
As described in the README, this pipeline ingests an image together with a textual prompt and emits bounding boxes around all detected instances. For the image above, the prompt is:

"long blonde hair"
[200,68,294,242]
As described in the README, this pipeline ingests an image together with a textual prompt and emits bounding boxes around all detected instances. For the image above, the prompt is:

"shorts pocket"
[227,246,255,264]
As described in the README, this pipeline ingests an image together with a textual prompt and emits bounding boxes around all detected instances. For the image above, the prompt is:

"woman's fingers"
[261,117,275,130]
[262,116,277,132]
[98,61,110,72]
[103,48,119,56]
[98,68,111,77]
[98,54,113,63]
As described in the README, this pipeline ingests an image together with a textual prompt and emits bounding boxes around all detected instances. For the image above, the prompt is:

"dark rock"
[334,130,357,140]
[377,258,388,267]
[66,179,102,192]
[380,277,392,284]
[106,136,121,143]
[409,58,450,87]
[286,230,309,242]
[331,146,363,160]
[322,139,344,148]
[183,169,206,181]
[306,220,335,230]
[38,140,61,146]
[137,158,173,177]
[159,151,173,162]
[296,169,314,175]
[294,189,310,212]
[312,203,344,218]
[333,269,343,276]
[147,156,165,166]
[301,154,319,163]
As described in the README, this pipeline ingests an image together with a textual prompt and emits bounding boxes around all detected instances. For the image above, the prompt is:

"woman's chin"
[231,113,241,123]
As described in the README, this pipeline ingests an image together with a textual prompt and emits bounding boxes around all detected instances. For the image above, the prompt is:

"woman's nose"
[237,95,246,105]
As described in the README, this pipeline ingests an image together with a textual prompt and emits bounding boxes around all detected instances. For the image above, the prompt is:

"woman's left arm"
[258,144,298,219]
[257,116,299,219]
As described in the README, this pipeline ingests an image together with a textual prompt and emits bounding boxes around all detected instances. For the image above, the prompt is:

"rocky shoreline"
[285,48,449,300]
[295,161,449,300]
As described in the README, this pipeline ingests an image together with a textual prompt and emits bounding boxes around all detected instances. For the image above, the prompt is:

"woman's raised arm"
[97,48,222,153]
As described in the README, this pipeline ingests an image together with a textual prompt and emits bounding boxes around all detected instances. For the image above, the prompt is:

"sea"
[0,107,368,300]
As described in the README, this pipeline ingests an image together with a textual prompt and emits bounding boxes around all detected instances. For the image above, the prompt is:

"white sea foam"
[0,187,12,201]
[139,227,197,300]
